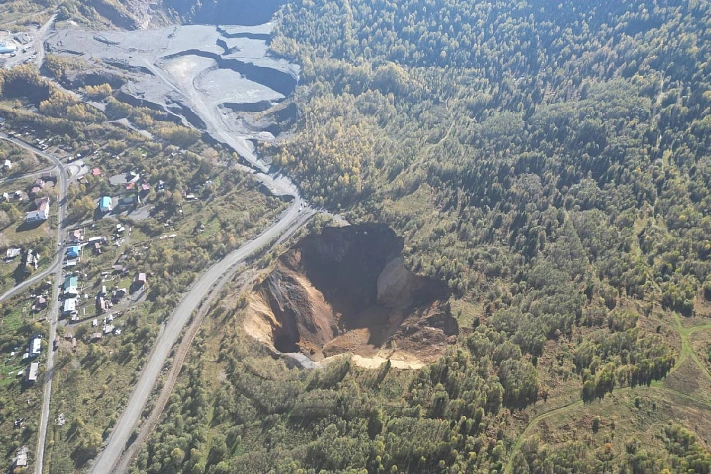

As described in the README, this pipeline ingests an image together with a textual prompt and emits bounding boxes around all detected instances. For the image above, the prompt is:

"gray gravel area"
[46,24,299,144]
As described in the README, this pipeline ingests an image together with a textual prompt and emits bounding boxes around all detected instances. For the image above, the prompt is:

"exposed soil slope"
[245,224,458,365]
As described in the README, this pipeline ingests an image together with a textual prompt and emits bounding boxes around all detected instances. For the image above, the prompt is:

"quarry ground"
[45,24,299,169]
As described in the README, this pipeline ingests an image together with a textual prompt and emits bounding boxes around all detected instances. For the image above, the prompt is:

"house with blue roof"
[99,196,113,213]
[66,245,81,259]
[64,276,78,296]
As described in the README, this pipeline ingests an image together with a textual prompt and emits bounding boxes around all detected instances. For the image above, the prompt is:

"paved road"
[0,133,68,474]
[0,166,55,188]
[89,197,304,473]
[111,206,316,474]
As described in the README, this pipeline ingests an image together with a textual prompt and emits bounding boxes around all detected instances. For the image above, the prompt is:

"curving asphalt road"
[90,197,304,473]
[0,133,68,474]
[89,56,306,474]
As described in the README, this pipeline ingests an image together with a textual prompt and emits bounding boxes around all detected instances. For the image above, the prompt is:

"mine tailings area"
[245,224,458,367]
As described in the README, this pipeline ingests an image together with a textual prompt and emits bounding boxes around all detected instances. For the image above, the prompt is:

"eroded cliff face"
[244,224,458,366]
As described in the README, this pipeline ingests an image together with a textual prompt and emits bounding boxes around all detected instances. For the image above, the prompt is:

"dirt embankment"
[245,224,458,367]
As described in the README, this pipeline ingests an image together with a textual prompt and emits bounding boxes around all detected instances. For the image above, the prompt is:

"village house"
[63,275,78,296]
[14,446,28,469]
[88,236,106,245]
[96,286,113,311]
[33,295,47,311]
[66,245,81,260]
[69,229,83,243]
[30,178,45,195]
[26,196,50,223]
[133,272,147,290]
[62,298,77,316]
[22,249,39,271]
[30,178,45,196]
[112,264,127,275]
[99,196,113,213]
[6,247,22,259]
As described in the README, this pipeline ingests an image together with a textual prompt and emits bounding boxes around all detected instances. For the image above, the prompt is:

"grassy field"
[503,301,711,473]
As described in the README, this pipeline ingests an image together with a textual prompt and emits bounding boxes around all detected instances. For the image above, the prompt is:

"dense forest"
[134,0,711,473]
[271,0,711,316]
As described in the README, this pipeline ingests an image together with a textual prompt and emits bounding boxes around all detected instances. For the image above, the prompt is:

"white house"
[63,298,77,316]
[6,247,21,258]
[26,197,50,223]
